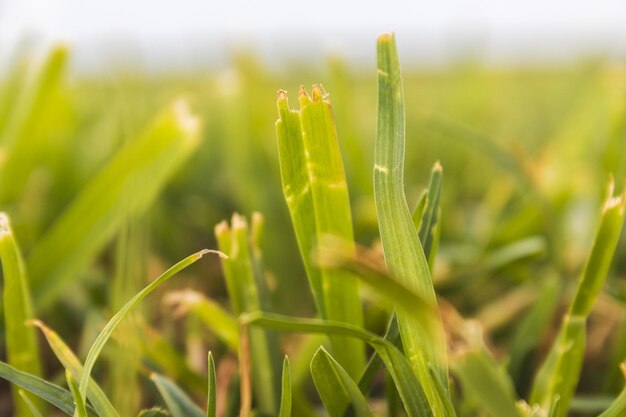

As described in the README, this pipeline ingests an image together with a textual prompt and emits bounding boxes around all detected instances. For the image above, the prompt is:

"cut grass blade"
[0,213,43,417]
[311,347,375,417]
[0,361,97,416]
[29,320,120,417]
[152,373,204,417]
[77,249,222,406]
[375,33,449,415]
[242,312,433,417]
[28,98,202,308]
[215,213,281,414]
[279,356,292,417]
[530,181,626,416]
[276,87,365,378]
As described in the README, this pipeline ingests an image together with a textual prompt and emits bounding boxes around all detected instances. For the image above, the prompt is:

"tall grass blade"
[28,99,202,308]
[279,356,292,417]
[152,373,204,417]
[311,347,375,417]
[375,32,449,415]
[207,353,217,417]
[67,371,88,417]
[530,182,626,416]
[0,213,43,416]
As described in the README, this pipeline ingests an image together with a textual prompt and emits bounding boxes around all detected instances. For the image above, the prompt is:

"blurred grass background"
[1,41,625,414]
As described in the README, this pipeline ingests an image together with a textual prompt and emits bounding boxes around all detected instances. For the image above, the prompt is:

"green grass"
[0,31,625,417]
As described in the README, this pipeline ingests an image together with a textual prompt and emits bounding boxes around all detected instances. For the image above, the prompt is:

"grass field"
[0,32,625,416]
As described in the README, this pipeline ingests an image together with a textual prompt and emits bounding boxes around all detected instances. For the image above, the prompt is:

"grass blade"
[0,213,43,417]
[375,33,449,415]
[77,250,222,404]
[137,408,170,417]
[415,162,443,269]
[279,356,292,417]
[30,320,120,417]
[28,99,202,308]
[276,87,365,378]
[311,347,375,417]
[152,373,204,417]
[207,353,217,417]
[67,371,88,417]
[530,182,626,416]
[18,389,44,417]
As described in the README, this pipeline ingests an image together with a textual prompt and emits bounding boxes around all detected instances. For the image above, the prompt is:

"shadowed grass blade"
[375,32,449,415]
[276,87,365,378]
[0,213,42,417]
[311,347,375,417]
[152,374,204,417]
[28,99,202,308]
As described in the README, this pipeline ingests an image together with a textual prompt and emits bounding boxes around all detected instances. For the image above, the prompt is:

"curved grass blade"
[137,408,170,417]
[530,182,626,416]
[311,347,374,417]
[0,361,97,416]
[0,213,43,416]
[77,250,222,404]
[242,312,432,417]
[67,371,87,417]
[29,320,120,417]
[276,87,365,378]
[152,373,204,417]
[279,356,292,417]
[28,99,203,308]
[207,352,216,417]
[375,33,449,415]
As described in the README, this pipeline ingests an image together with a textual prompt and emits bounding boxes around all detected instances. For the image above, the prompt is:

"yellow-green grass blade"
[77,250,222,405]
[375,33,449,415]
[311,347,375,417]
[452,349,522,417]
[600,374,626,417]
[28,99,202,308]
[0,46,68,203]
[242,312,433,417]
[215,214,281,414]
[137,408,170,417]
[30,320,120,417]
[276,86,365,379]
[0,361,97,416]
[279,356,292,417]
[207,353,216,417]
[165,290,239,351]
[530,182,626,416]
[0,213,43,417]
[67,371,88,417]
[415,162,443,269]
[19,389,44,417]
[151,373,204,417]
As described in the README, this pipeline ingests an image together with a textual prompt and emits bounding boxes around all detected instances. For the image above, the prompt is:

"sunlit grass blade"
[152,373,204,417]
[165,290,239,351]
[28,98,203,308]
[0,213,43,416]
[215,213,281,414]
[29,320,120,417]
[242,312,433,417]
[67,371,88,417]
[0,361,97,416]
[311,347,375,417]
[276,87,365,378]
[18,389,44,417]
[77,250,222,405]
[375,32,449,415]
[530,181,626,416]
[137,408,170,417]
[279,356,292,417]
[453,349,522,417]
[207,353,217,417]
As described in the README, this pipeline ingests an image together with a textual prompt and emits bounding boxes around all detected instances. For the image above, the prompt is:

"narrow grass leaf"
[28,99,202,308]
[30,320,120,417]
[152,373,204,417]
[311,347,375,417]
[279,356,292,417]
[206,352,217,417]
[0,213,43,417]
[375,33,449,415]
[66,371,88,417]
[137,408,170,417]
[276,87,365,378]
[77,250,221,403]
[18,389,44,417]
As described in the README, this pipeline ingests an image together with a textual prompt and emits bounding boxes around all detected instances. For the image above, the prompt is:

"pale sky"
[1,0,626,67]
